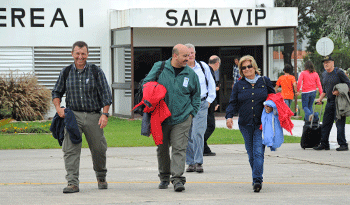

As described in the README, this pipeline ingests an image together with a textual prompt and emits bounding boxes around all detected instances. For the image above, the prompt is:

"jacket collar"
[166,58,191,75]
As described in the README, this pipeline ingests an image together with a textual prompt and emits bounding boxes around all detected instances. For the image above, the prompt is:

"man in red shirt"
[275,64,297,108]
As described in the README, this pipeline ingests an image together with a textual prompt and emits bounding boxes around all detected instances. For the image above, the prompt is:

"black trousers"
[204,102,216,153]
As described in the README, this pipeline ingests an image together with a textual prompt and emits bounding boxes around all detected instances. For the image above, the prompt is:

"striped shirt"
[233,65,240,84]
[52,62,112,111]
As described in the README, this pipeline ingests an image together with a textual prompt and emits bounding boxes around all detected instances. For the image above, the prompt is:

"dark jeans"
[321,101,348,147]
[284,99,292,108]
[301,91,318,121]
[239,124,265,184]
[204,102,216,153]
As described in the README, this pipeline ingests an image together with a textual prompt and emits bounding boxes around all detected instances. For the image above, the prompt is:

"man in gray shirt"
[314,55,350,151]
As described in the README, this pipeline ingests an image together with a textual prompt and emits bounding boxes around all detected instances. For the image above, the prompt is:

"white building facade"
[0,0,298,118]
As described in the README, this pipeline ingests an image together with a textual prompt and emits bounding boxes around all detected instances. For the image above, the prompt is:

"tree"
[275,0,350,73]
[315,0,350,45]
[274,0,317,67]
[303,0,350,73]
[275,0,317,42]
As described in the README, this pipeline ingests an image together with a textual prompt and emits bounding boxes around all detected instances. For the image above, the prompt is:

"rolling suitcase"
[300,102,324,149]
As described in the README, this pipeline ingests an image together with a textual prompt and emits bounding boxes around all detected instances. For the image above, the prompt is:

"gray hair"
[185,43,196,52]
[172,47,179,55]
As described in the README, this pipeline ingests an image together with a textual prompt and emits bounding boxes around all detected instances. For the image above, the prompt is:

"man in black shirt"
[314,55,350,151]
[203,55,220,156]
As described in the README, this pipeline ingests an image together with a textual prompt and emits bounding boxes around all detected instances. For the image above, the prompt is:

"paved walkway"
[1,143,350,204]
[1,116,350,204]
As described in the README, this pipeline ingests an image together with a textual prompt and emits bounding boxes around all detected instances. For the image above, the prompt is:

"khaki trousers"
[157,115,192,185]
[62,111,107,186]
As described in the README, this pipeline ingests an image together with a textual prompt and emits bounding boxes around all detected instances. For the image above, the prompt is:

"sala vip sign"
[166,9,266,27]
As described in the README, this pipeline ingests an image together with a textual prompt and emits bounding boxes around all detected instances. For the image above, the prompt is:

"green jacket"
[143,58,201,125]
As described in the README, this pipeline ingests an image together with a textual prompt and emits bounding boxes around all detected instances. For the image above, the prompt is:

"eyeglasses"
[241,65,253,70]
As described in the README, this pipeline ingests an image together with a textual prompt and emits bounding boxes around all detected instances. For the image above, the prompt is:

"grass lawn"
[290,99,350,124]
[0,117,301,150]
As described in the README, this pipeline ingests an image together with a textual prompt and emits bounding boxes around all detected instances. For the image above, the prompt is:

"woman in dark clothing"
[225,55,275,192]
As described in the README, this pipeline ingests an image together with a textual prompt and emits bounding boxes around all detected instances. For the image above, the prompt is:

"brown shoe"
[97,178,108,189]
[63,184,79,193]
[186,164,195,172]
[195,164,203,173]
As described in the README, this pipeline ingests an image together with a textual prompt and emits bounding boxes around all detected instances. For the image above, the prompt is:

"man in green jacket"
[143,44,201,192]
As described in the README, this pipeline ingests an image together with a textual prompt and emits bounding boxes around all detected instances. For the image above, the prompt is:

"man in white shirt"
[185,43,216,173]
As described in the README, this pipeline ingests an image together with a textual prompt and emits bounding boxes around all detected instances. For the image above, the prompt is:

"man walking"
[314,55,350,151]
[52,41,112,193]
[143,44,201,192]
[185,43,216,173]
[232,57,240,88]
[203,55,221,156]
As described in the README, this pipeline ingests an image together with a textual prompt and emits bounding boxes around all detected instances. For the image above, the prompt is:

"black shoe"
[203,152,216,156]
[158,181,170,189]
[313,144,330,150]
[97,178,108,189]
[195,164,204,173]
[336,145,349,151]
[186,164,195,172]
[63,184,79,193]
[253,182,262,193]
[174,182,185,192]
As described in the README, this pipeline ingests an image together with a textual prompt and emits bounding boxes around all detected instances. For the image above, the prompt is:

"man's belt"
[73,110,100,113]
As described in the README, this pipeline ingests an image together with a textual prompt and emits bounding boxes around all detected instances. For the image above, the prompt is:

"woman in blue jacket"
[226,55,275,192]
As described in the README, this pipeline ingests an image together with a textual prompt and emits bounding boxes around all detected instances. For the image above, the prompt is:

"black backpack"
[134,61,166,115]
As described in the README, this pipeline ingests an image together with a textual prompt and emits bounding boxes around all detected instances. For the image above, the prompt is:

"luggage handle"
[310,101,324,128]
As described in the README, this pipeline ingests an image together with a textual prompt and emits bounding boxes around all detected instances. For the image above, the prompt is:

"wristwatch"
[102,113,109,117]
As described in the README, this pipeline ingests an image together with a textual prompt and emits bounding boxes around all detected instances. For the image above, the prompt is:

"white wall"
[0,0,287,118]
[1,0,112,118]
[109,0,274,9]
[133,27,266,47]
[0,0,111,77]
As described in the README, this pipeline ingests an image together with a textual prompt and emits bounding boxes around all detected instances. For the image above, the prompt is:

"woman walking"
[296,61,323,121]
[226,55,275,192]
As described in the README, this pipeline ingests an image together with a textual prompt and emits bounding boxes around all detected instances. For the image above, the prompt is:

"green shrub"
[0,71,51,121]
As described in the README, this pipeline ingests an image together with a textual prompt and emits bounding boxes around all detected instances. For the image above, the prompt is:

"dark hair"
[72,41,89,52]
[283,64,293,74]
[304,60,315,73]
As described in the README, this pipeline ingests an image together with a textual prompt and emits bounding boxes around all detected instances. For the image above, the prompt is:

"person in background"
[232,57,240,88]
[185,43,216,173]
[203,55,221,156]
[274,64,297,108]
[226,55,275,192]
[314,55,350,151]
[296,60,323,122]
